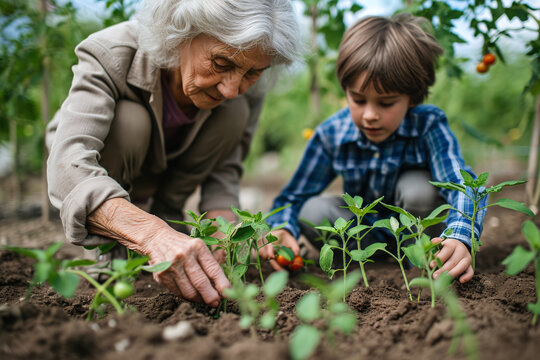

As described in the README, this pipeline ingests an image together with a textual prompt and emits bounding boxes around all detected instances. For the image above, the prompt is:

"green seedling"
[5,242,170,320]
[430,170,534,270]
[300,217,333,245]
[223,271,289,336]
[70,255,171,320]
[502,220,540,325]
[375,203,451,301]
[316,195,385,295]
[410,273,478,360]
[5,242,95,299]
[170,205,289,285]
[289,270,361,360]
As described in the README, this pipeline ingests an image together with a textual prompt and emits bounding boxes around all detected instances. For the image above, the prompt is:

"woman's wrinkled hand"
[142,227,231,307]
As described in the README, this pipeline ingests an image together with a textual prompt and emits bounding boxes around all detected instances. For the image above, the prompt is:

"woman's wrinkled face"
[346,73,412,144]
[170,34,273,110]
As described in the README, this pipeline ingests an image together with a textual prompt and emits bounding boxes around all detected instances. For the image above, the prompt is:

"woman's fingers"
[197,244,231,297]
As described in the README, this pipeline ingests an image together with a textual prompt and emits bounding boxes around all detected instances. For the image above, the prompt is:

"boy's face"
[346,73,411,144]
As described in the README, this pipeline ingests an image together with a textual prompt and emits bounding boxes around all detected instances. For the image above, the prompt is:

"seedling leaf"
[231,264,248,281]
[319,244,334,273]
[403,244,425,268]
[347,224,370,237]
[409,277,431,288]
[334,217,348,231]
[315,226,337,233]
[329,313,356,334]
[491,198,535,217]
[64,259,96,268]
[231,225,256,242]
[142,261,172,273]
[527,302,540,315]
[429,181,466,192]
[523,220,540,249]
[296,292,321,321]
[35,262,52,283]
[460,169,475,185]
[239,315,254,329]
[290,324,320,360]
[259,311,276,329]
[487,180,527,193]
[425,204,452,219]
[502,246,534,275]
[126,256,150,271]
[51,271,80,298]
[263,271,288,298]
[262,203,291,221]
[476,172,489,186]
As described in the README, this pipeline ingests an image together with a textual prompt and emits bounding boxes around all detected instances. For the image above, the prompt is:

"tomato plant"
[113,280,134,300]
[476,62,488,73]
[289,256,304,272]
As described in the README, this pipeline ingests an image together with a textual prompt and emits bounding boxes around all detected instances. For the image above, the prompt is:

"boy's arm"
[424,115,488,248]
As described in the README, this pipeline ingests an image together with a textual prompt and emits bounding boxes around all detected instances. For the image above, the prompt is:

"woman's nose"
[217,73,243,99]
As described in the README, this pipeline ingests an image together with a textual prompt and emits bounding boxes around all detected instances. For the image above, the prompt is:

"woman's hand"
[430,237,474,283]
[258,229,300,271]
[87,198,230,307]
[141,227,231,307]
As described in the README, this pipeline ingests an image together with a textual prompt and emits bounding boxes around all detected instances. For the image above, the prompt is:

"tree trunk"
[8,116,22,209]
[309,4,321,120]
[40,0,50,224]
[526,95,540,214]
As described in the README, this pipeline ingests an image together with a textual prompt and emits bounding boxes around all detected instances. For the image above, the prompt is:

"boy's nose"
[363,105,379,121]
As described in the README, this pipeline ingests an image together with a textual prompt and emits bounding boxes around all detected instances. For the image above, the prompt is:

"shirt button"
[374,152,380,158]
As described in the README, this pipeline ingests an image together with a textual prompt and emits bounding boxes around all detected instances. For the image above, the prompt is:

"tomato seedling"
[374,202,452,301]
[430,170,534,270]
[502,220,540,325]
[223,271,289,335]
[5,242,95,299]
[316,194,385,297]
[170,205,290,286]
[410,273,478,360]
[290,271,361,360]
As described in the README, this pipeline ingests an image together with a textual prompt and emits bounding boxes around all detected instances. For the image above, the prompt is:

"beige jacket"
[46,21,264,246]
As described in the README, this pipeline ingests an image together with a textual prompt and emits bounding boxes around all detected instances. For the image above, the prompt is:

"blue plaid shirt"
[267,104,487,247]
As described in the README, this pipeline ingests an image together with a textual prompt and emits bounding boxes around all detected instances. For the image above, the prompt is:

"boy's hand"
[259,229,300,271]
[430,237,474,283]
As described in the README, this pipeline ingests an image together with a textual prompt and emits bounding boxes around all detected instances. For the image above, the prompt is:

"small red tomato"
[276,254,291,267]
[289,256,304,272]
[476,62,488,74]
[482,53,496,66]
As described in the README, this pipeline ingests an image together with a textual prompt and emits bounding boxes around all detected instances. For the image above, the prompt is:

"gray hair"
[135,0,302,69]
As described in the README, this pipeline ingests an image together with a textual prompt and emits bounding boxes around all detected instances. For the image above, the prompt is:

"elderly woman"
[46,0,301,307]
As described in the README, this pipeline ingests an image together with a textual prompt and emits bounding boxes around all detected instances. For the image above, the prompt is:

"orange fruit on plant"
[276,254,291,267]
[476,62,489,74]
[482,53,496,66]
[289,256,304,272]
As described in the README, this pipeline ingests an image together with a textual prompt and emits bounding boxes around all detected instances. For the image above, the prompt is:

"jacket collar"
[126,48,160,92]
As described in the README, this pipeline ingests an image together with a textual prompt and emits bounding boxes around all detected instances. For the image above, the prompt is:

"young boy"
[260,13,487,284]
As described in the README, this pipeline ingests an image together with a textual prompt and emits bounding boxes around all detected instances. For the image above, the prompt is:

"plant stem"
[359,261,369,287]
[469,196,480,271]
[534,256,540,325]
[67,269,124,318]
[398,259,413,301]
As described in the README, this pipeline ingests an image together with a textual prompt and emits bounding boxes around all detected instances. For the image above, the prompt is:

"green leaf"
[362,242,387,258]
[239,315,254,329]
[347,224,369,237]
[5,246,44,260]
[460,169,475,186]
[277,246,294,261]
[523,220,540,249]
[492,198,535,217]
[64,259,96,268]
[112,259,128,272]
[231,264,249,281]
[244,283,259,298]
[502,246,534,275]
[290,325,320,360]
[296,292,321,321]
[429,181,466,193]
[334,217,348,231]
[527,302,540,315]
[142,261,172,273]
[231,225,256,242]
[200,236,219,246]
[476,172,489,187]
[51,271,80,298]
[34,262,52,283]
[262,203,291,220]
[314,226,337,233]
[342,193,356,207]
[403,244,425,268]
[263,271,288,298]
[390,217,400,232]
[126,256,150,271]
[45,242,64,258]
[235,242,251,264]
[409,277,431,288]
[319,244,334,273]
[231,206,254,220]
[259,311,276,329]
[425,204,452,219]
[329,313,357,334]
[487,180,527,193]
[420,215,448,229]
[381,203,415,222]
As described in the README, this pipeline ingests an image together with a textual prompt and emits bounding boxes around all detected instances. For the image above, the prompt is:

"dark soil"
[1,184,539,360]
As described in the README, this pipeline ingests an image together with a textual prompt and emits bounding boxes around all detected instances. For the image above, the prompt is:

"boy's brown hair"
[336,13,443,105]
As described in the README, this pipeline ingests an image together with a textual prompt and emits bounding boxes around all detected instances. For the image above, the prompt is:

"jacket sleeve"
[47,38,130,246]
[198,91,265,212]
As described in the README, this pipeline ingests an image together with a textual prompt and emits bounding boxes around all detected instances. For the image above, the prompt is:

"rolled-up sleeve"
[47,39,130,246]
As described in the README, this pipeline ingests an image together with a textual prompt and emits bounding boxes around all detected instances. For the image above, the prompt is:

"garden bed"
[1,189,539,360]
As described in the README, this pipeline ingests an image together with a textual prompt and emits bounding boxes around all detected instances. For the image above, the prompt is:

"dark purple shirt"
[161,71,196,153]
